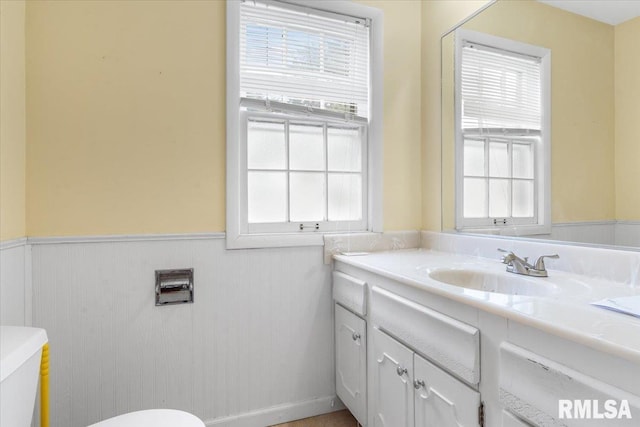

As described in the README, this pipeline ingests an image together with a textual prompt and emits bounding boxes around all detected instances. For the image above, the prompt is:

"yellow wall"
[25,0,423,237]
[359,0,422,231]
[615,17,640,221]
[26,0,225,236]
[0,0,26,241]
[421,0,492,231]
[17,0,638,237]
[440,32,456,230]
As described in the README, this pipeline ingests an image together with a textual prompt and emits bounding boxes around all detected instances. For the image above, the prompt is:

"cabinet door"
[414,354,481,427]
[335,304,367,425]
[372,328,414,427]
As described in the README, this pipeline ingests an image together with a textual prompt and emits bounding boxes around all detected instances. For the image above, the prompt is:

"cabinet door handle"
[413,379,425,390]
[352,332,361,341]
[396,366,408,377]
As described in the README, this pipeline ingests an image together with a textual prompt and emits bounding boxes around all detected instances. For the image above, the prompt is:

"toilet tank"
[1,326,48,427]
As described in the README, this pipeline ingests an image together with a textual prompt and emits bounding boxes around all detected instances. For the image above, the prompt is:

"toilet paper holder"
[155,268,194,306]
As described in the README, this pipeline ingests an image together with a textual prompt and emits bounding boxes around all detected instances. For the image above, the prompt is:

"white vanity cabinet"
[333,268,483,426]
[501,411,531,427]
[414,353,481,427]
[335,304,367,425]
[333,271,367,425]
[333,248,640,427]
[499,342,640,426]
[372,327,481,427]
[372,327,415,427]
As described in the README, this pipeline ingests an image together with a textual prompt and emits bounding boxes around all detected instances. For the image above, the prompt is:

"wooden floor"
[271,410,359,427]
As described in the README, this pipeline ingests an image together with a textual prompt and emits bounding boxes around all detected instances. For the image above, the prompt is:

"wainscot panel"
[31,236,338,426]
[0,238,29,326]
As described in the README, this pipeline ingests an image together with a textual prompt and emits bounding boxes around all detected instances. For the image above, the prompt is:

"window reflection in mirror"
[454,29,550,235]
[441,0,640,249]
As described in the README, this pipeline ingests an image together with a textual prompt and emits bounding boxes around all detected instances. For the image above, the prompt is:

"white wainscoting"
[0,238,30,326]
[549,221,617,246]
[615,221,640,248]
[31,236,340,427]
[535,221,640,248]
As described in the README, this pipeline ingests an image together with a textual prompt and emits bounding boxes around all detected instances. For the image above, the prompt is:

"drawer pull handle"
[396,366,408,377]
[414,379,425,390]
[352,332,361,341]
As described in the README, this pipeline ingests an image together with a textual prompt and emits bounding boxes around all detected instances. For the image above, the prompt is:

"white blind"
[461,42,541,132]
[240,0,370,119]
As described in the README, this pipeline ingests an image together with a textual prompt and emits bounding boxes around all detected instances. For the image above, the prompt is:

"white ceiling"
[537,0,640,25]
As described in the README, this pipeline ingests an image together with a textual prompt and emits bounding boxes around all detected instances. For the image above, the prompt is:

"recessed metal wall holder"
[155,268,194,306]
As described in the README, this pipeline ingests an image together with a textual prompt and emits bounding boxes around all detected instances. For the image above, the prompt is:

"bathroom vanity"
[331,235,640,426]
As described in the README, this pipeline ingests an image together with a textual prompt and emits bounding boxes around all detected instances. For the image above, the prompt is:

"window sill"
[227,231,369,250]
[458,223,551,237]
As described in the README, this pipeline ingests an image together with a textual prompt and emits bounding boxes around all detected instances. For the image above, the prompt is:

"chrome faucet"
[498,249,559,277]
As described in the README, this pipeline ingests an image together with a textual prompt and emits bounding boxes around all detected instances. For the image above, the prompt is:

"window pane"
[328,174,362,221]
[464,139,485,176]
[248,172,287,223]
[246,25,284,67]
[239,1,371,119]
[513,180,534,217]
[463,178,487,218]
[290,172,325,221]
[489,179,510,218]
[289,124,324,171]
[247,120,286,170]
[489,141,509,177]
[460,43,541,130]
[328,127,361,172]
[512,142,534,179]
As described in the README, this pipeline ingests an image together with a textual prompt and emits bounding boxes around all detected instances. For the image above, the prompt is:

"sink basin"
[428,268,559,297]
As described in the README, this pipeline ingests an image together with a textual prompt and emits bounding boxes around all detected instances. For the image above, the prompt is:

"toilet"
[1,326,47,427]
[0,326,205,427]
[89,409,205,427]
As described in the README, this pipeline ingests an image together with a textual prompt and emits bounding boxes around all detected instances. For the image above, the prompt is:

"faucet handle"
[497,248,525,264]
[534,254,559,270]
[497,248,512,263]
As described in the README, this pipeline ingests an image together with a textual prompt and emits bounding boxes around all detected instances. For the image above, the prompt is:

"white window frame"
[227,0,383,249]
[454,29,551,236]
[241,111,368,234]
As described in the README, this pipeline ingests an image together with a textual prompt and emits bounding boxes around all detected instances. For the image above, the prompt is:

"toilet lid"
[88,409,205,427]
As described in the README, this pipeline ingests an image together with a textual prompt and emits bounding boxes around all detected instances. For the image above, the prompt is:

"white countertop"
[334,248,640,364]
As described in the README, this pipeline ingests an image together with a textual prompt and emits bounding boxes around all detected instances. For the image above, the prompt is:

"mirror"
[441,0,640,249]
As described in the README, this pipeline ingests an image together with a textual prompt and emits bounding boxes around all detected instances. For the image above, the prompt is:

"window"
[227,0,383,248]
[243,114,367,233]
[455,29,551,234]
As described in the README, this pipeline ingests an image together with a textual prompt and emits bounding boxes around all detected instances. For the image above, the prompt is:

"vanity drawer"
[333,271,366,316]
[371,286,480,386]
[500,342,640,426]
[502,410,531,427]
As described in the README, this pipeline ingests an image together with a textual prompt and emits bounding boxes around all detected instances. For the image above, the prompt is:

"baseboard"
[204,396,346,427]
